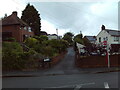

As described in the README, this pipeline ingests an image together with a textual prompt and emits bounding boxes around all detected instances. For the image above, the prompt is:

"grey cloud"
[32,2,118,35]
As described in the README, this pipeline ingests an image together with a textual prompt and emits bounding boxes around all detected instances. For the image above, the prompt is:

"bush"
[42,46,57,57]
[24,37,38,48]
[33,35,48,44]
[33,39,68,57]
[2,42,24,70]
[59,39,69,52]
[2,42,42,71]
[20,49,39,69]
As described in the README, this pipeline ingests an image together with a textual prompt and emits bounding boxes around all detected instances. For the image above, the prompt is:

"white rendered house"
[96,25,120,51]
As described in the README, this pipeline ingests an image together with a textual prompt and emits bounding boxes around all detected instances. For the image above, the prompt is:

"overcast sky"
[0,0,119,36]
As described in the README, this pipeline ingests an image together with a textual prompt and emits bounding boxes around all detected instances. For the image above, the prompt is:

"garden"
[2,35,69,71]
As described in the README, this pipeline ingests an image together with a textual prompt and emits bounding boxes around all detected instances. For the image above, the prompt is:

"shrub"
[33,35,48,44]
[47,39,69,53]
[24,37,38,48]
[2,42,24,70]
[42,46,57,57]
[2,42,42,70]
[59,39,69,52]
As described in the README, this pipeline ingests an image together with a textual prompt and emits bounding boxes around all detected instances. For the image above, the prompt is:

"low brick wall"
[75,53,120,68]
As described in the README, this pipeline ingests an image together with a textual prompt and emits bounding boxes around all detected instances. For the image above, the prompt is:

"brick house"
[2,11,34,42]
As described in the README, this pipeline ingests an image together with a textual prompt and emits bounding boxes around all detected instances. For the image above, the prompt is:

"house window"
[106,37,108,41]
[114,36,119,42]
[103,37,106,41]
[28,27,32,32]
[24,27,27,30]
[2,32,12,41]
[99,37,101,42]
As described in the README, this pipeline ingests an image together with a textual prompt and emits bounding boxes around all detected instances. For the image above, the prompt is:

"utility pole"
[56,28,59,39]
[80,31,82,34]
[107,44,110,68]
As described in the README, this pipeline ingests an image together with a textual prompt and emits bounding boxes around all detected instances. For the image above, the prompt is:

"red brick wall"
[2,25,21,42]
[2,25,34,42]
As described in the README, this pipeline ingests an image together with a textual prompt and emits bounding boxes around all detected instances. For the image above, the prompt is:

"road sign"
[44,58,50,62]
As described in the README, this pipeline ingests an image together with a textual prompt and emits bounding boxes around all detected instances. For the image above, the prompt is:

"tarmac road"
[2,72,119,88]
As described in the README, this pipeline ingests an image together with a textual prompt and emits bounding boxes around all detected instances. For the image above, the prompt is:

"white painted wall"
[76,42,85,53]
[47,35,58,40]
[96,30,120,46]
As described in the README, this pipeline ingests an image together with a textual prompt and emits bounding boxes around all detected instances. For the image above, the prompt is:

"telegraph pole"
[107,44,110,68]
[56,28,58,39]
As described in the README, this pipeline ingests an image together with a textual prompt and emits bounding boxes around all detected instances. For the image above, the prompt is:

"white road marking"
[79,82,95,86]
[50,82,95,88]
[74,85,82,90]
[104,82,110,89]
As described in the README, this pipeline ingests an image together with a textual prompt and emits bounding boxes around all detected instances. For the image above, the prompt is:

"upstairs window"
[106,37,108,41]
[28,27,32,32]
[24,27,27,30]
[114,36,119,42]
[103,37,106,41]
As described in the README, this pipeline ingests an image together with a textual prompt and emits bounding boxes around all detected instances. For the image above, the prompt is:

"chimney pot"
[101,25,105,30]
[12,11,17,16]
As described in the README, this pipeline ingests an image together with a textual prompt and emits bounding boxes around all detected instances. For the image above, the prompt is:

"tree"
[74,34,84,45]
[63,32,74,45]
[21,3,41,36]
[64,32,74,37]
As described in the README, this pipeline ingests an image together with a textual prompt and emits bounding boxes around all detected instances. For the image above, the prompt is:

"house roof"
[48,34,58,36]
[40,31,47,35]
[84,36,96,41]
[105,29,120,36]
[2,11,28,26]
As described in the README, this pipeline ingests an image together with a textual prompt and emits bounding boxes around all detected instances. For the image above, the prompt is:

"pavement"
[2,67,120,77]
[2,47,120,77]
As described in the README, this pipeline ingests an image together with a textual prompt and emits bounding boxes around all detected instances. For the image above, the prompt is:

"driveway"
[43,47,80,75]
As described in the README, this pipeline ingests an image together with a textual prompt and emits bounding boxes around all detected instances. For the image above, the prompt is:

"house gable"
[2,11,34,42]
[96,29,111,44]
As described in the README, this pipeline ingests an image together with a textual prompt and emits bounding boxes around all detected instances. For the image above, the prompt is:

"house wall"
[96,30,113,46]
[2,25,34,42]
[96,30,120,48]
[20,27,34,42]
[76,42,85,53]
[47,35,58,40]
[2,25,21,42]
[110,36,120,44]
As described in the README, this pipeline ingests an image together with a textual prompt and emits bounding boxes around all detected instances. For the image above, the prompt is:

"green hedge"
[2,42,39,71]
[2,42,24,70]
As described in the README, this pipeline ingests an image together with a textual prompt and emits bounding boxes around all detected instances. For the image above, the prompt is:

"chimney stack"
[101,25,105,30]
[12,11,17,16]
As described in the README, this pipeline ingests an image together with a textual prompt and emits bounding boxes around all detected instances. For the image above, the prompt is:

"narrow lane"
[44,47,80,75]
